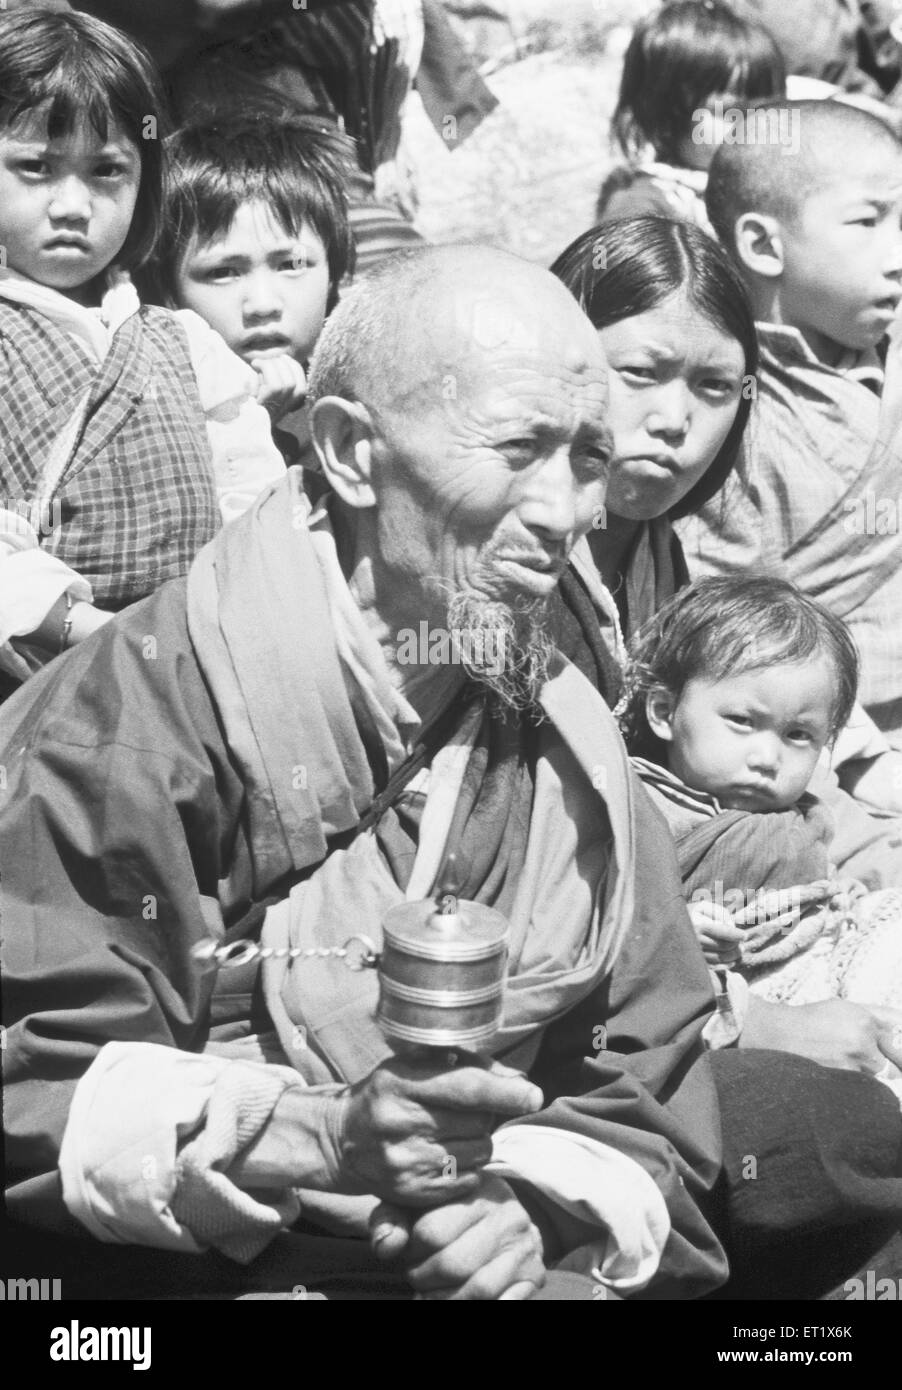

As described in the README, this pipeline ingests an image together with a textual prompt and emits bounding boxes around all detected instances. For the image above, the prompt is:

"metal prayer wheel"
[377,856,509,1053]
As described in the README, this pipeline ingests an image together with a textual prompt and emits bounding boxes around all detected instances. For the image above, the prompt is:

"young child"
[678,99,902,767]
[622,576,902,1043]
[596,0,785,230]
[0,10,285,689]
[147,112,356,467]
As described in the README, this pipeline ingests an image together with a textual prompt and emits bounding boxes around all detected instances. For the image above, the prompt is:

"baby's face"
[778,143,902,360]
[654,659,835,811]
[174,199,330,368]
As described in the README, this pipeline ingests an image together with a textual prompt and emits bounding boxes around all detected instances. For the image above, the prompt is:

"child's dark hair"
[620,575,859,753]
[0,9,167,271]
[151,112,357,312]
[550,216,758,516]
[612,0,785,165]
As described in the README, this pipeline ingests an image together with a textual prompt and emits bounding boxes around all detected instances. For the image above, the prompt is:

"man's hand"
[323,1055,543,1208]
[688,900,744,966]
[252,355,306,423]
[370,1174,547,1300]
[742,995,902,1076]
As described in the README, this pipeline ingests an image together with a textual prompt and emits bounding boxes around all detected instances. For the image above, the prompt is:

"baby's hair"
[612,0,785,165]
[706,99,902,253]
[550,217,757,517]
[0,9,167,271]
[620,575,859,751]
[151,111,357,311]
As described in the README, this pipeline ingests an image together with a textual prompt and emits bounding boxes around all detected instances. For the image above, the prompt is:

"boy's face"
[777,143,902,359]
[650,659,835,811]
[0,110,140,302]
[174,199,331,368]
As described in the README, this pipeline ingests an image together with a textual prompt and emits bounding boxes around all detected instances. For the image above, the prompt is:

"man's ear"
[645,685,677,742]
[310,397,377,509]
[733,211,784,279]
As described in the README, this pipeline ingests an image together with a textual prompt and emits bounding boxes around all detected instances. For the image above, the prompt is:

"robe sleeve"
[0,584,240,1235]
[508,785,729,1298]
[58,1042,305,1259]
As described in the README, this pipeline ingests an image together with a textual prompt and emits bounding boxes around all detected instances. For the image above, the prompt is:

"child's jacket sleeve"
[0,510,92,682]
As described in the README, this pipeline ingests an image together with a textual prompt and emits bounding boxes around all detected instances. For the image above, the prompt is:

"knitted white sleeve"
[60,1041,305,1262]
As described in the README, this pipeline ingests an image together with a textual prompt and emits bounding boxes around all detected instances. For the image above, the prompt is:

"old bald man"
[5,246,898,1301]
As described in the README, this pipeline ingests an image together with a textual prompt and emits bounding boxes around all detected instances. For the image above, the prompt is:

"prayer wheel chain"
[193,935,379,972]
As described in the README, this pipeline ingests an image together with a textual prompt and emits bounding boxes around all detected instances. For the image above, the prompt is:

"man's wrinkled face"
[368,295,613,623]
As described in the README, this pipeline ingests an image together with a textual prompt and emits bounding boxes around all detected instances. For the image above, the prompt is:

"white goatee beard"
[445,589,554,713]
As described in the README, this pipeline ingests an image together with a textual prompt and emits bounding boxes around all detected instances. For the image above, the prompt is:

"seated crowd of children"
[0,10,357,689]
[588,1,902,1060]
[3,0,902,1274]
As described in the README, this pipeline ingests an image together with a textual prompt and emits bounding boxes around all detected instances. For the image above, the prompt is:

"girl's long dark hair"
[550,216,758,518]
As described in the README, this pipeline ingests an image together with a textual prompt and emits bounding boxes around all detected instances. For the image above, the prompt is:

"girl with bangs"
[596,0,786,231]
[0,9,285,693]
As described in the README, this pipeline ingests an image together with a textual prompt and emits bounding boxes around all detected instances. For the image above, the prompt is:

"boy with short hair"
[149,112,356,462]
[677,99,902,782]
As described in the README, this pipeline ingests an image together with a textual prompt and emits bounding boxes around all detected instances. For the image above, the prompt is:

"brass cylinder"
[377,898,509,1051]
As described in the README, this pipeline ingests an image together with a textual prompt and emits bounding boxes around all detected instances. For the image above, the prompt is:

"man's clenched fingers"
[402,1065,543,1118]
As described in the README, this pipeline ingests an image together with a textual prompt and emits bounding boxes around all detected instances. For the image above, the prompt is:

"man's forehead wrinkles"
[425,342,603,383]
[459,374,608,422]
[562,340,602,377]
[385,356,607,419]
[465,353,607,387]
